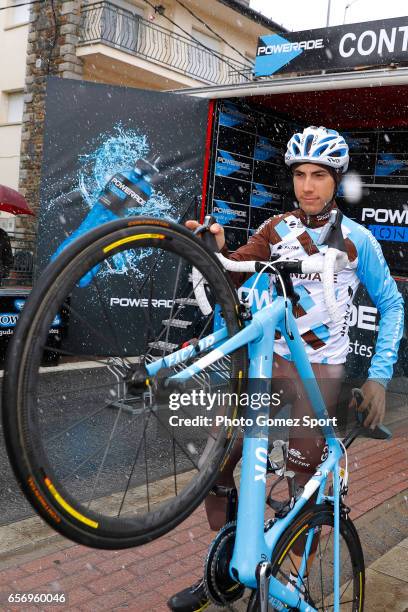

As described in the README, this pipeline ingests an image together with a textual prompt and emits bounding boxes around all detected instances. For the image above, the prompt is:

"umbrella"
[0,185,34,216]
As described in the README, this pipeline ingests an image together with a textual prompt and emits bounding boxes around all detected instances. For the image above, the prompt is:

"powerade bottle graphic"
[52,158,159,287]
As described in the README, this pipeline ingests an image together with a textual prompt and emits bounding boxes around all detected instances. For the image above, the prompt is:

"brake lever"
[352,388,392,440]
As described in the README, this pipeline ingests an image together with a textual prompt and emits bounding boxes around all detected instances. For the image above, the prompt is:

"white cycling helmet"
[285,126,349,173]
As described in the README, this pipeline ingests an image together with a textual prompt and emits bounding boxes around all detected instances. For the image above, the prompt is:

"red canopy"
[0,185,34,216]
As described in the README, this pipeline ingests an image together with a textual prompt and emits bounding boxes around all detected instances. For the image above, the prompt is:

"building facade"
[0,0,31,230]
[0,0,282,232]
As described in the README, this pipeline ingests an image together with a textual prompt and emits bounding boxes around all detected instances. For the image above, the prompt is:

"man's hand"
[185,220,226,252]
[350,380,386,430]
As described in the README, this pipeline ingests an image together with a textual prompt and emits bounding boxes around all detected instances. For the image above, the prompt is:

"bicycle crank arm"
[256,561,271,612]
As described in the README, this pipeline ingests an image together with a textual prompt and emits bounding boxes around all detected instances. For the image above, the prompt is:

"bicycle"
[3,214,382,610]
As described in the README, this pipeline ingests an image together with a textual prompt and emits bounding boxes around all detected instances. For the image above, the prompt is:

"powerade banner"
[38,77,208,354]
[255,16,408,77]
[208,100,297,247]
[339,189,408,275]
[334,128,408,275]
[0,292,64,362]
[345,280,408,383]
[342,130,408,184]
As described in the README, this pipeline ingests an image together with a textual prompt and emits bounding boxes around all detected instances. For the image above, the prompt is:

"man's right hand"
[185,220,226,252]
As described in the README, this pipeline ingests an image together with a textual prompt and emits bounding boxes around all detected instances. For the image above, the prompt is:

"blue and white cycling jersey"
[223,207,404,386]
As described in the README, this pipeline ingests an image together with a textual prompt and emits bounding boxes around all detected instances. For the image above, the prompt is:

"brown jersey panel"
[344,237,358,262]
[296,231,320,256]
[293,303,307,319]
[301,330,326,350]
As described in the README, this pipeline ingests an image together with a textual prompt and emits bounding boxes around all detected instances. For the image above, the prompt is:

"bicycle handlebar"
[192,214,349,322]
[214,249,349,323]
[215,249,348,275]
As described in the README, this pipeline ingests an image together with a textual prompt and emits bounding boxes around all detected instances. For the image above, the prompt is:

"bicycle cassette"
[203,522,245,606]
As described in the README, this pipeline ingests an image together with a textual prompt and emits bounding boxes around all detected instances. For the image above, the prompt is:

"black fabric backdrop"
[37,77,209,355]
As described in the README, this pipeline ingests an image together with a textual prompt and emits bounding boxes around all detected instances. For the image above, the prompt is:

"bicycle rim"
[247,505,364,611]
[3,218,248,548]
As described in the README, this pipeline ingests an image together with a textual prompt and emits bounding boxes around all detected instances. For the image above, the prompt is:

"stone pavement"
[0,425,406,611]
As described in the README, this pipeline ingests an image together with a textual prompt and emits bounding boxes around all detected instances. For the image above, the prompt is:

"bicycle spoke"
[144,420,151,512]
[60,437,119,484]
[116,409,154,517]
[318,536,325,610]
[339,577,356,606]
[91,275,133,367]
[86,402,125,510]
[149,407,201,471]
[38,377,126,402]
[45,397,119,443]
[285,550,311,599]
[172,435,178,497]
[323,599,358,609]
[163,257,183,358]
[62,298,124,358]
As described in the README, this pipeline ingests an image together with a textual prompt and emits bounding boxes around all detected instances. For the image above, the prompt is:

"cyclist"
[167,126,404,611]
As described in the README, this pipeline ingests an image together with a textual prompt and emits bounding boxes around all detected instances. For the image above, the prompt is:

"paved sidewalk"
[0,427,407,611]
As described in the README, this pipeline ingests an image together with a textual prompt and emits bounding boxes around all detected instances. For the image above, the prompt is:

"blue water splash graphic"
[44,124,194,284]
[77,123,174,219]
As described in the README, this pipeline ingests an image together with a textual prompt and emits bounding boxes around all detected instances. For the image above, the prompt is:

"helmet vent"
[304,134,314,154]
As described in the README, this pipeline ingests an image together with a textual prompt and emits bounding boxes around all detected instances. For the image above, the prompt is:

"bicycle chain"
[203,521,245,610]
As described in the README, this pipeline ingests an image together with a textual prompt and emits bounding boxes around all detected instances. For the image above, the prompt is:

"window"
[7,92,24,123]
[8,0,30,26]
[192,28,221,55]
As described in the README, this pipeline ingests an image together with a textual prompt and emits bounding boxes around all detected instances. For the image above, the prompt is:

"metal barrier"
[79,1,252,85]
[2,231,36,288]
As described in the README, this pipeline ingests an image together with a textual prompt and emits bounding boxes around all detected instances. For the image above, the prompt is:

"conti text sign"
[255,16,408,77]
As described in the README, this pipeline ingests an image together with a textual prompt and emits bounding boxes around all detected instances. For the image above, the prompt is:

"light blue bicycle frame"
[146,275,345,612]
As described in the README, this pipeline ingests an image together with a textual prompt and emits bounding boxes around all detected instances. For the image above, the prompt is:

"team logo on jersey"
[277,244,299,251]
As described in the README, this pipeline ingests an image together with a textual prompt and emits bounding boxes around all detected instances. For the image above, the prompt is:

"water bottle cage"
[267,439,288,476]
[266,441,305,518]
[266,470,304,519]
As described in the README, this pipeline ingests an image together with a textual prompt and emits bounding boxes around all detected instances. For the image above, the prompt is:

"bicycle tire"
[3,217,248,549]
[247,504,364,611]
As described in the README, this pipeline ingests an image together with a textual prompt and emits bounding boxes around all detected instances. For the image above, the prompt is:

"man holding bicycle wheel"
[168,126,404,612]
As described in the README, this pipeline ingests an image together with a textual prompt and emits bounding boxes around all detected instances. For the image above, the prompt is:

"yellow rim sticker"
[103,233,165,254]
[278,523,309,564]
[44,477,99,529]
[359,572,363,612]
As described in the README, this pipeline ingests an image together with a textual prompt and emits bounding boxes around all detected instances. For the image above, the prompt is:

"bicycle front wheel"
[3,217,248,549]
[247,504,365,611]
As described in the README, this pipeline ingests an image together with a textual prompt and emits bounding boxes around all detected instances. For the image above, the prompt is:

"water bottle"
[52,158,159,287]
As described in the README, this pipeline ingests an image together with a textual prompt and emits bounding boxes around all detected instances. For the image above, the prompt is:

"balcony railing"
[79,2,252,85]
